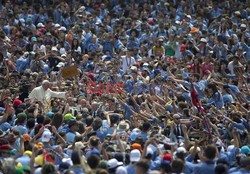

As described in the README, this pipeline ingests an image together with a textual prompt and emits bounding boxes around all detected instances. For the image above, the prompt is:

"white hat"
[186,15,191,19]
[130,66,137,71]
[19,18,25,23]
[51,46,58,51]
[143,63,149,66]
[200,38,207,43]
[107,159,123,169]
[37,23,45,28]
[58,26,67,31]
[41,130,52,142]
[117,121,130,132]
[61,54,67,57]
[146,147,154,156]
[240,24,246,28]
[175,21,181,24]
[54,23,60,28]
[56,62,65,68]
[176,147,187,153]
[130,149,141,162]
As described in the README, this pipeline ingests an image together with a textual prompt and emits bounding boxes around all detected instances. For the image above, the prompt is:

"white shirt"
[122,56,136,72]
[227,61,243,74]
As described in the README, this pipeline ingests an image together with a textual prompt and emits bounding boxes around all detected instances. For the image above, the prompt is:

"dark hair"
[89,136,99,147]
[207,83,218,94]
[44,117,51,125]
[51,113,63,129]
[26,118,35,129]
[71,150,81,165]
[37,114,45,124]
[171,159,184,173]
[86,116,94,127]
[87,155,100,169]
[135,159,150,173]
[41,163,56,174]
[215,164,228,174]
[204,145,217,160]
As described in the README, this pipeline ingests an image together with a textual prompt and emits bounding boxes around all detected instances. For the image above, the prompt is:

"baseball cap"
[41,130,52,142]
[146,147,153,156]
[130,149,141,162]
[107,158,123,169]
[162,153,172,162]
[68,119,78,127]
[46,112,54,118]
[13,99,22,108]
[58,26,67,32]
[37,23,45,28]
[64,113,76,121]
[240,146,250,155]
[51,46,58,51]
[131,143,143,153]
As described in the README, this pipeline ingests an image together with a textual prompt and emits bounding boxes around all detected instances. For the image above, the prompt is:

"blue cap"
[31,37,37,42]
[46,112,54,118]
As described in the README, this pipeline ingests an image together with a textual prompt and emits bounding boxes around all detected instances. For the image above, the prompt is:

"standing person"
[28,80,66,112]
[193,145,217,174]
[121,49,136,73]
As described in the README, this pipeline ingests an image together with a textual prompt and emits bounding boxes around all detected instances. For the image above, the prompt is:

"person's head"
[87,155,100,169]
[41,162,56,174]
[51,113,63,129]
[204,145,217,160]
[135,159,150,174]
[142,122,151,132]
[89,136,100,148]
[171,158,184,173]
[91,101,99,111]
[71,150,81,165]
[86,116,94,126]
[192,73,200,82]
[207,83,218,96]
[42,80,50,91]
[214,163,228,174]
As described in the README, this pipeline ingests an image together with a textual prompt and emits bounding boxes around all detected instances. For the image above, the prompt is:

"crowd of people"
[0,0,250,174]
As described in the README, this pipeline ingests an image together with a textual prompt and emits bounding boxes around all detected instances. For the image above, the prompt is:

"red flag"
[190,82,205,115]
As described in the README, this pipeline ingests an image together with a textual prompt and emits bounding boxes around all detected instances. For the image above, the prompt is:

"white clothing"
[29,86,66,110]
[122,56,136,72]
[227,61,243,74]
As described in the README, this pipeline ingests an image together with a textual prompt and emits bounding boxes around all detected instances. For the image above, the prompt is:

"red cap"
[162,153,172,161]
[13,99,22,108]
[0,144,12,151]
[88,73,95,80]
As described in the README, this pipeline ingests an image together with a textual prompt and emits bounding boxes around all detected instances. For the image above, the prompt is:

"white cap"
[146,147,154,156]
[107,158,123,169]
[200,38,207,43]
[54,23,60,28]
[58,26,67,31]
[51,46,58,51]
[143,63,149,66]
[130,66,137,71]
[41,130,52,142]
[56,62,65,68]
[130,149,141,162]
[61,54,67,57]
[37,23,45,28]
[186,15,191,19]
[176,147,187,153]
[240,24,246,28]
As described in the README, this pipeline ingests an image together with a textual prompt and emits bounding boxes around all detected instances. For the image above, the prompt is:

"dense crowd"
[0,0,250,174]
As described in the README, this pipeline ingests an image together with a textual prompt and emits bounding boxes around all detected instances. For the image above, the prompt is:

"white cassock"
[29,86,66,112]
